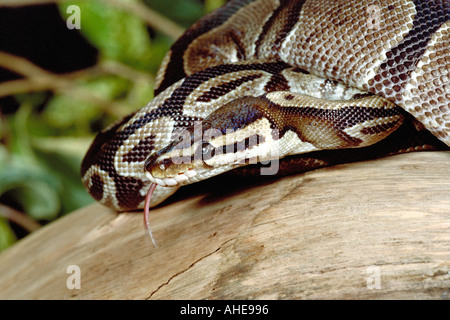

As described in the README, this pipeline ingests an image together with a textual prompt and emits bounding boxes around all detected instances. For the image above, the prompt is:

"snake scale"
[81,0,450,213]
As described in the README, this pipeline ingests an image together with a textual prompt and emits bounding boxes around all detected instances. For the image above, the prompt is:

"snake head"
[143,140,217,187]
[144,96,281,187]
[143,132,215,187]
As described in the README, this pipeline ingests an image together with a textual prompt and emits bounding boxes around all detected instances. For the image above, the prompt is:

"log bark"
[0,151,449,299]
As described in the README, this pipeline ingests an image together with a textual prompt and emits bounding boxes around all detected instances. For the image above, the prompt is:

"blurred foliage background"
[0,0,224,251]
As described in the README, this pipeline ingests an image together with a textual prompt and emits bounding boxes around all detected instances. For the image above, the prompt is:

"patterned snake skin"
[81,0,450,211]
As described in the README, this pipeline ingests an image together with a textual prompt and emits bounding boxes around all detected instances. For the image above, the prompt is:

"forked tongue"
[144,183,158,247]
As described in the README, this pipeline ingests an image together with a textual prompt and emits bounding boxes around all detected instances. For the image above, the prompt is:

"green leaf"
[59,0,153,70]
[144,0,203,27]
[43,94,97,131]
[0,218,16,252]
[0,145,8,164]
[33,146,95,214]
[0,157,62,220]
[145,36,173,75]
[8,182,60,221]
[7,102,35,159]
[42,75,130,132]
[126,78,154,108]
[204,0,225,13]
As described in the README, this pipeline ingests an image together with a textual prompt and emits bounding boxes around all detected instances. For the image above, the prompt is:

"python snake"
[81,0,450,213]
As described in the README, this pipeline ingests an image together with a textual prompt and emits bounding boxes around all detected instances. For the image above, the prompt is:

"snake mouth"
[144,138,213,186]
[145,168,198,187]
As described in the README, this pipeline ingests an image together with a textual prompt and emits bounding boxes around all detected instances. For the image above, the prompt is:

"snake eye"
[144,155,157,172]
[200,142,215,161]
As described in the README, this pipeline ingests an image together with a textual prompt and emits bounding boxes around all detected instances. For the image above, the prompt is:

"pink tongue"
[144,183,158,247]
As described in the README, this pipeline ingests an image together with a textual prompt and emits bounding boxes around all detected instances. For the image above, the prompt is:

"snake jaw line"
[144,167,198,187]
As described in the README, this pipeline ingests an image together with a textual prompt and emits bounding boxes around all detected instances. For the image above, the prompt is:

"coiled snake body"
[81,0,450,212]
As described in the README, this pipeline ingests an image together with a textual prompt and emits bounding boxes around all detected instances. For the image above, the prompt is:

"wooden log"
[0,151,449,299]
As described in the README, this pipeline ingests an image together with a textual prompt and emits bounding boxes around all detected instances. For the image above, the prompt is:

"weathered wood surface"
[0,151,449,299]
